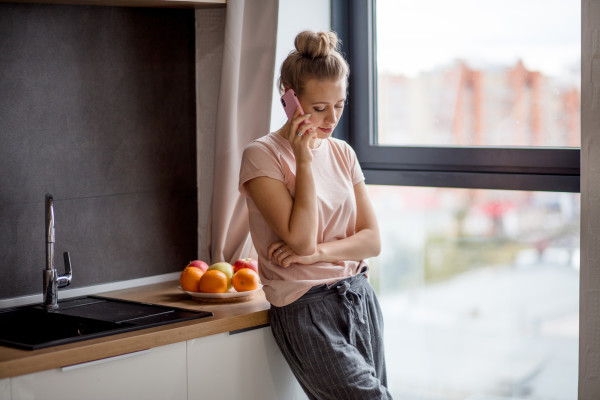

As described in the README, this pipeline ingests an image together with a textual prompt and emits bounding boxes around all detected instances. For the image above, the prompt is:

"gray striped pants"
[270,271,393,400]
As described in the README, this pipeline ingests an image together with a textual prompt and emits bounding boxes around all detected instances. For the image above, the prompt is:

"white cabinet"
[6,324,306,400]
[187,326,306,400]
[0,378,10,400]
[10,342,187,400]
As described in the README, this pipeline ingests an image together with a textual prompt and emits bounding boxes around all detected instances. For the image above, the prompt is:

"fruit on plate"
[198,270,228,293]
[207,262,234,290]
[180,265,205,292]
[232,268,260,292]
[233,258,258,274]
[187,259,209,273]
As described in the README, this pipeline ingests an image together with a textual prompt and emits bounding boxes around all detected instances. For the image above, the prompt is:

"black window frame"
[331,0,580,193]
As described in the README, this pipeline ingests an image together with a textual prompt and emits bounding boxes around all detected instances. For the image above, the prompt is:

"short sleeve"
[346,142,365,186]
[239,140,285,197]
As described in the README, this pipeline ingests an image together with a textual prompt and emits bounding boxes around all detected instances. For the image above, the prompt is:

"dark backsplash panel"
[0,4,197,299]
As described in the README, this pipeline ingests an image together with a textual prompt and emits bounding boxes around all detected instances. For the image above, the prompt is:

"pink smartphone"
[280,89,304,121]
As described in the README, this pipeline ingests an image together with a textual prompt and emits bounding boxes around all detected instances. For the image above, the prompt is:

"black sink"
[0,296,212,350]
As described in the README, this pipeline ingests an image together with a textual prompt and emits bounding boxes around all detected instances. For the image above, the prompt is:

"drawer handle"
[229,323,270,335]
[61,349,152,372]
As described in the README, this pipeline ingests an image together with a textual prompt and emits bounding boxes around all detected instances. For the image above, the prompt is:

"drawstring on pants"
[332,280,366,325]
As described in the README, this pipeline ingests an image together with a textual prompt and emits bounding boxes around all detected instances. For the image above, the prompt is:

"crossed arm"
[244,174,381,268]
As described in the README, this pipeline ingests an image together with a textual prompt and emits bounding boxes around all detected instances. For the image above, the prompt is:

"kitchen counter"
[0,281,271,379]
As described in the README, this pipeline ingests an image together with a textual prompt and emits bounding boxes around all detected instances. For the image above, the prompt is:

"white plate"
[178,285,263,300]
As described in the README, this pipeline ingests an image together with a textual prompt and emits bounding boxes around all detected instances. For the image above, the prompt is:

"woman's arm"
[269,181,381,267]
[245,173,317,255]
[245,110,319,255]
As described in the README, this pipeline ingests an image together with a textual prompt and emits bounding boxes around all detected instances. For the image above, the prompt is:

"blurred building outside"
[377,59,580,148]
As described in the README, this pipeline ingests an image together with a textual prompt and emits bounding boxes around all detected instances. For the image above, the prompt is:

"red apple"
[233,258,258,274]
[187,260,209,273]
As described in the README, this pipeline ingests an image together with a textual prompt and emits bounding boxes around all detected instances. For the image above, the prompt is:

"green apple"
[208,262,234,289]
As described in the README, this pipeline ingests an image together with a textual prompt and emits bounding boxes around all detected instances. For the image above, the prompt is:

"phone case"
[281,89,304,121]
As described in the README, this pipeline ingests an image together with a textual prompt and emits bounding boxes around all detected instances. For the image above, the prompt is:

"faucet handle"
[57,251,73,289]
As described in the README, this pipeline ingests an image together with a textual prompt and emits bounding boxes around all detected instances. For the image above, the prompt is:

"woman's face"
[297,78,346,140]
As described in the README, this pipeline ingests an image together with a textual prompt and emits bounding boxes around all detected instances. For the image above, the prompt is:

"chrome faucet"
[43,194,73,310]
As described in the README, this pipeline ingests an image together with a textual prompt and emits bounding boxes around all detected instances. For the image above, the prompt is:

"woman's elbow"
[289,241,316,256]
[372,241,382,258]
[370,231,382,257]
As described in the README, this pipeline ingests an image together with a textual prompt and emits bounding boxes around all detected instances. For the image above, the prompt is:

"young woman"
[239,30,392,399]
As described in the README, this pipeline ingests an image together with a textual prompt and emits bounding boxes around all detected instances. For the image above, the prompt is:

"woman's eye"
[314,107,326,112]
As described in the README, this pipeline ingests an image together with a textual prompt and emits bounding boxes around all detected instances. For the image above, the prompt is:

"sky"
[376,0,581,78]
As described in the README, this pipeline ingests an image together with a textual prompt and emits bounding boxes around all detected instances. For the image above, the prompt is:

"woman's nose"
[325,108,338,124]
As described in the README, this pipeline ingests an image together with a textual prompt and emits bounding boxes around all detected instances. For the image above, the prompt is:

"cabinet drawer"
[0,378,10,400]
[187,327,305,399]
[11,342,186,400]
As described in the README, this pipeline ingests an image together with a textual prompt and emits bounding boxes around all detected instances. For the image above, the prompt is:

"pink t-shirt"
[239,132,366,307]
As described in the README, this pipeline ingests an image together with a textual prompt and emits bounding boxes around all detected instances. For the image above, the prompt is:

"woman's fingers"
[289,112,313,140]
[296,124,316,139]
[275,246,288,265]
[292,107,310,124]
[277,249,295,268]
[268,241,285,260]
[268,241,296,267]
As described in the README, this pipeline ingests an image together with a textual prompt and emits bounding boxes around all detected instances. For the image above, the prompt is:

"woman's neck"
[310,137,322,149]
[277,129,322,149]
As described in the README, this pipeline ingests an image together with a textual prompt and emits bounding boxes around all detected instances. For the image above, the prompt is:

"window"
[332,0,580,192]
[376,0,580,149]
[332,1,581,399]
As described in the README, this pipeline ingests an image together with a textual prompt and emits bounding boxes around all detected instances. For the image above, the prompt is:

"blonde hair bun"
[278,30,349,95]
[295,31,339,59]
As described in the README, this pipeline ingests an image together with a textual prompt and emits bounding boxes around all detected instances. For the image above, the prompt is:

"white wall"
[579,1,600,399]
[270,0,331,132]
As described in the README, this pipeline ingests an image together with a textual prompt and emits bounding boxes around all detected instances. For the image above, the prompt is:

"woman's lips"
[319,127,333,134]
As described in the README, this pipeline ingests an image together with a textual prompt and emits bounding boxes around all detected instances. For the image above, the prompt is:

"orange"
[232,268,260,292]
[198,270,228,293]
[180,266,204,292]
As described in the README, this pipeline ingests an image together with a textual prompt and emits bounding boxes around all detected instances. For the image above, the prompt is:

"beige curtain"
[205,0,279,264]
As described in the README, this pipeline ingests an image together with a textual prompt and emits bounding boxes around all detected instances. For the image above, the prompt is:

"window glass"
[367,185,580,399]
[375,0,581,147]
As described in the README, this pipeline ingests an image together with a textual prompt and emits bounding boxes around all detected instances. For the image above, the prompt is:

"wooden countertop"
[0,281,270,379]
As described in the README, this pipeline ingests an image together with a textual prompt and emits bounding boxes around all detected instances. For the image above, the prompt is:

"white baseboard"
[0,272,180,309]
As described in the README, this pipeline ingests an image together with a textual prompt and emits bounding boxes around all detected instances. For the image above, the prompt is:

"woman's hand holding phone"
[281,89,316,160]
[281,88,304,121]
